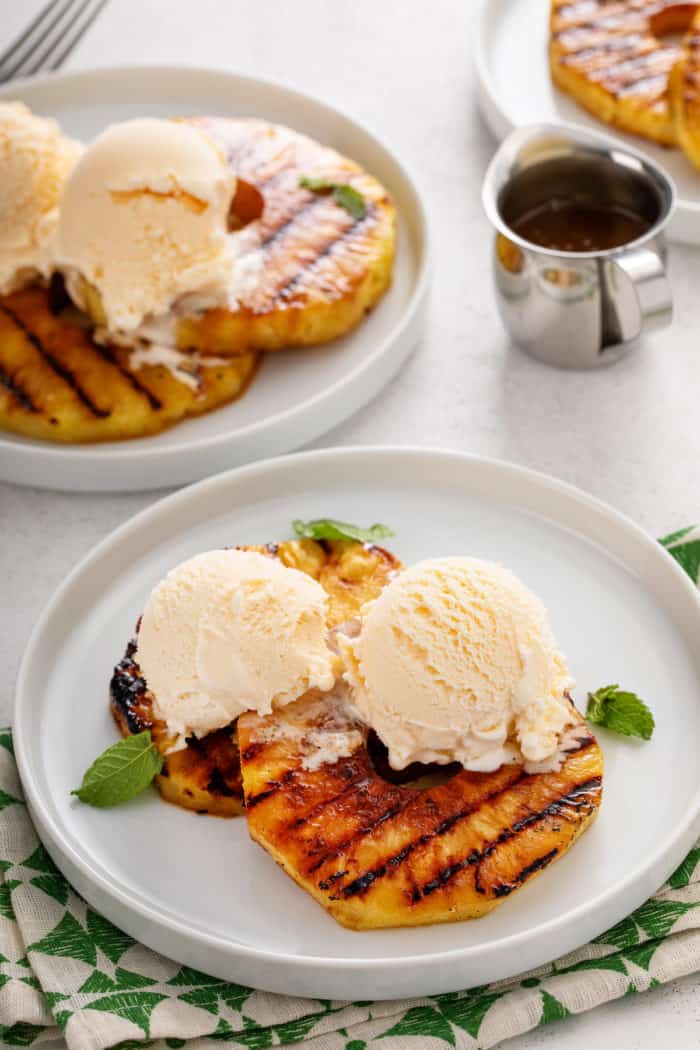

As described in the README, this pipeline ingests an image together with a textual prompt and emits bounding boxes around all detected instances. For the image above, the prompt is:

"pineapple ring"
[239,694,603,930]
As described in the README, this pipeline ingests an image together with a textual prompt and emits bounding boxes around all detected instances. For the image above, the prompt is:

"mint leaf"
[586,684,655,740]
[331,184,366,220]
[299,175,334,192]
[292,518,394,544]
[72,731,163,807]
[299,176,366,220]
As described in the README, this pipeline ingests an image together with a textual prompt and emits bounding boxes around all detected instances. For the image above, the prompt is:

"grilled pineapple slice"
[239,696,603,929]
[549,0,695,146]
[110,539,401,817]
[175,118,396,355]
[111,637,245,817]
[0,286,258,443]
[670,7,700,168]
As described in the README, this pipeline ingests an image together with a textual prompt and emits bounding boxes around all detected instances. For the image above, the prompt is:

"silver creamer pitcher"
[482,123,675,369]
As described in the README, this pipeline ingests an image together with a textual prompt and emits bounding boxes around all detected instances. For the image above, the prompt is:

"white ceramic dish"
[475,0,700,245]
[14,447,700,1000]
[0,67,429,492]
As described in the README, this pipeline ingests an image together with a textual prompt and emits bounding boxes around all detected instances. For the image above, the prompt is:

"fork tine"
[0,0,57,69]
[45,0,109,74]
[6,0,95,82]
[0,0,76,82]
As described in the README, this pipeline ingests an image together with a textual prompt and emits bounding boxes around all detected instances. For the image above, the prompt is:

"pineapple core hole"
[367,731,461,791]
[649,5,695,46]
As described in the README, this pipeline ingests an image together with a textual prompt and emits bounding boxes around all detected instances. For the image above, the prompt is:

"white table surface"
[1,0,699,1045]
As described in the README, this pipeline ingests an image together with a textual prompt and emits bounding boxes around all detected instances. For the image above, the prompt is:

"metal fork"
[0,0,108,84]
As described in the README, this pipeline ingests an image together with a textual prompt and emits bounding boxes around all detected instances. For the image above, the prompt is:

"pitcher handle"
[612,246,673,341]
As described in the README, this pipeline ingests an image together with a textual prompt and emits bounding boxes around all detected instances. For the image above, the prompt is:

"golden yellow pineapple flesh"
[0,286,258,443]
[240,688,603,928]
[549,0,695,146]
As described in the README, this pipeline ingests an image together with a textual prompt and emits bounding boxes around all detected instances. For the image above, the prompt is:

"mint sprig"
[293,518,394,544]
[299,176,366,220]
[72,731,163,807]
[586,684,655,740]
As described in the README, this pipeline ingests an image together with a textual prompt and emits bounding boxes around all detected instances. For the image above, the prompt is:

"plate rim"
[472,0,700,224]
[0,65,431,489]
[13,446,700,993]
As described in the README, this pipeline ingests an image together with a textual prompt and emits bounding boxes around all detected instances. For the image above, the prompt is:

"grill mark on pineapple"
[567,43,673,63]
[471,775,602,895]
[0,304,110,418]
[245,768,297,809]
[317,747,593,890]
[337,769,601,902]
[273,205,378,306]
[248,753,369,821]
[109,643,153,735]
[91,341,162,411]
[290,772,376,837]
[110,682,151,735]
[336,773,527,900]
[0,363,37,413]
[261,195,330,248]
[556,36,648,57]
[241,741,266,764]
[552,1,685,103]
[419,774,602,902]
[572,60,671,97]
[318,869,348,890]
[308,797,406,878]
[260,192,376,308]
[492,848,559,898]
[616,72,668,97]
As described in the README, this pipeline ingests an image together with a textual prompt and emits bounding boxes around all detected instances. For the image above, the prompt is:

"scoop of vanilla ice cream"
[136,548,336,740]
[0,102,82,294]
[55,118,238,333]
[339,557,575,772]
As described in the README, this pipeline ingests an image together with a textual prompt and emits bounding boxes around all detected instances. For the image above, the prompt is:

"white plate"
[14,447,700,1000]
[0,67,429,492]
[475,0,700,245]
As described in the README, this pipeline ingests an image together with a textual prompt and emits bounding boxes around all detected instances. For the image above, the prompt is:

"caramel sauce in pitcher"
[512,198,651,253]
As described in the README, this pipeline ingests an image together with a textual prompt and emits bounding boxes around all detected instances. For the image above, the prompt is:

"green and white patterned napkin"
[1,527,699,1050]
